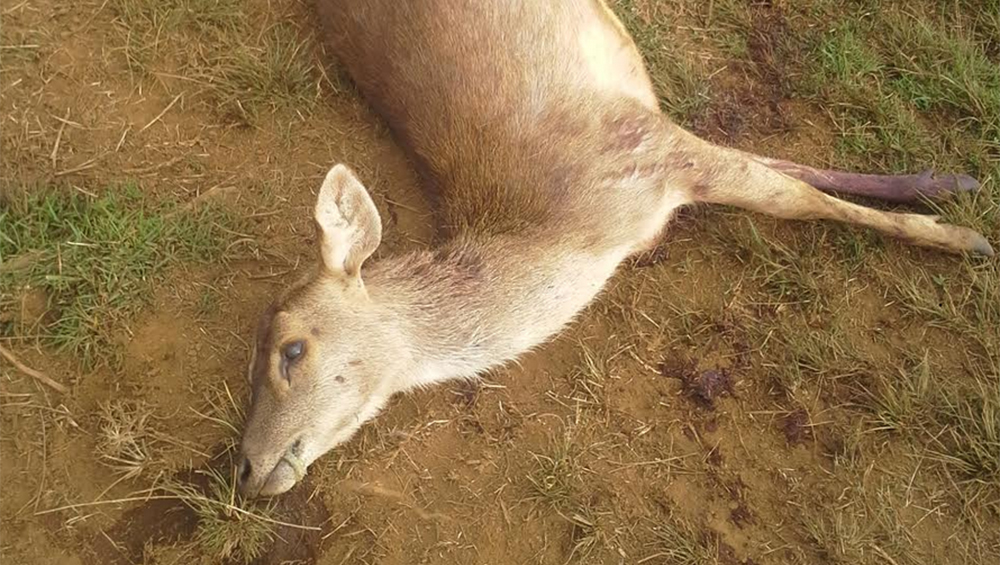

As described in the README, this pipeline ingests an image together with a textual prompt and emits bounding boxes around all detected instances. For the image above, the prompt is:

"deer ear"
[314,164,382,278]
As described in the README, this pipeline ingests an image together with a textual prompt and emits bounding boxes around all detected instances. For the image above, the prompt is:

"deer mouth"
[255,439,308,497]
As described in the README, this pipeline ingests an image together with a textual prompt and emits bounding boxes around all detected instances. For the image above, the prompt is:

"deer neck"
[365,231,628,390]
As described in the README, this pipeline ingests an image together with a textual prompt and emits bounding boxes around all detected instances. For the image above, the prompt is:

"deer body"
[236,0,992,498]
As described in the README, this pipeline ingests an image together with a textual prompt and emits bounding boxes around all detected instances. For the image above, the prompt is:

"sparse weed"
[527,444,581,510]
[891,262,1000,369]
[864,354,936,434]
[163,466,276,564]
[563,508,605,563]
[195,23,318,124]
[565,341,613,409]
[804,505,884,564]
[934,382,1000,486]
[97,399,161,481]
[760,313,869,401]
[111,0,246,75]
[642,518,719,565]
[110,0,317,123]
[714,218,828,314]
[525,427,613,562]
[195,284,221,317]
[193,381,246,446]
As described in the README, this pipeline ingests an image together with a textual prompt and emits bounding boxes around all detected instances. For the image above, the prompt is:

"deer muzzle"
[236,438,307,498]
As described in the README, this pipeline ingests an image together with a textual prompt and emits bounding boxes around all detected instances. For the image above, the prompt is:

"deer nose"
[237,455,253,487]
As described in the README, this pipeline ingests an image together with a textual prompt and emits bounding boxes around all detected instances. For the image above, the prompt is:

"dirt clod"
[781,409,812,445]
[684,369,735,408]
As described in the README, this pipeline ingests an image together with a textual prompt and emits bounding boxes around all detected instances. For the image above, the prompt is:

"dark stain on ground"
[659,358,696,381]
[458,414,487,436]
[451,379,480,408]
[781,409,812,445]
[725,477,754,528]
[89,469,202,565]
[703,418,720,435]
[691,3,793,143]
[85,447,330,565]
[661,364,735,409]
[706,441,724,465]
[251,475,330,565]
[730,502,754,528]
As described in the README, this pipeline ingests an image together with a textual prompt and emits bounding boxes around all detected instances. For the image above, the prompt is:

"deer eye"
[279,341,305,382]
[283,340,305,361]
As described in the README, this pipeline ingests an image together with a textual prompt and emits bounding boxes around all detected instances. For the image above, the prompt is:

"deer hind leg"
[739,153,981,204]
[679,141,994,256]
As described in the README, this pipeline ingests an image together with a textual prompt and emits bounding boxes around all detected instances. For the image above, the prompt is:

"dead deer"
[236,0,993,497]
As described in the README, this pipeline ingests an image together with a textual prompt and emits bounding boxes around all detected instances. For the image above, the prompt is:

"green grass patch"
[878,11,1000,144]
[860,353,1000,511]
[803,485,916,565]
[935,382,1000,486]
[0,185,234,366]
[527,440,582,510]
[817,23,884,85]
[800,4,999,177]
[714,218,831,314]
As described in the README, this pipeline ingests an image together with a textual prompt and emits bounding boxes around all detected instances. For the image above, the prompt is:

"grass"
[934,383,1000,487]
[804,506,887,564]
[728,219,827,313]
[863,354,936,434]
[564,341,614,409]
[527,430,584,510]
[110,0,318,124]
[859,352,1000,510]
[641,518,720,565]
[879,11,1000,144]
[88,366,275,563]
[524,426,613,562]
[0,185,234,366]
[195,23,318,125]
[803,4,1000,192]
[680,2,1000,522]
[767,322,865,400]
[112,0,246,75]
[890,263,1000,368]
[192,380,247,457]
[165,467,277,564]
[612,0,712,124]
[97,399,162,481]
[816,24,883,85]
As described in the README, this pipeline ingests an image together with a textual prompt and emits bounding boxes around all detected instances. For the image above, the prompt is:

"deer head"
[236,164,407,497]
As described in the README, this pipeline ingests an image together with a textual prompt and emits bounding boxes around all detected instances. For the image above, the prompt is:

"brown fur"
[236,0,993,499]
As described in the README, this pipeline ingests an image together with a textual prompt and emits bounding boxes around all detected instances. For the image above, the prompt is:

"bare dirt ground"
[2,1,998,564]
